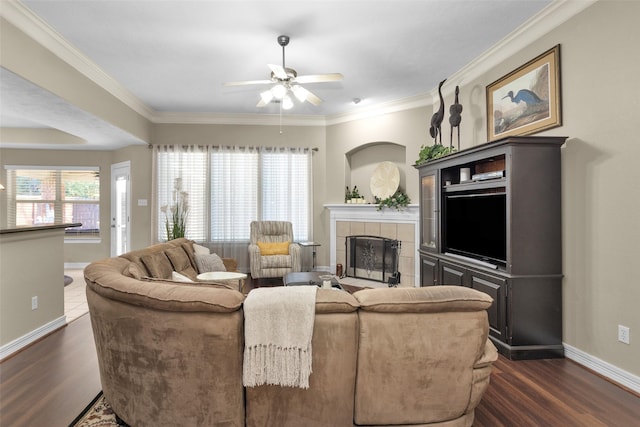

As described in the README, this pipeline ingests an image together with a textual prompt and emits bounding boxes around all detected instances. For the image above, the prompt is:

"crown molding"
[447,0,597,90]
[1,0,155,120]
[327,0,598,122]
[3,0,597,127]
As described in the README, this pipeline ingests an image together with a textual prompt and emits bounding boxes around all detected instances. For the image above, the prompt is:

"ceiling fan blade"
[295,73,344,84]
[268,64,288,80]
[303,88,323,106]
[292,85,323,106]
[224,79,273,87]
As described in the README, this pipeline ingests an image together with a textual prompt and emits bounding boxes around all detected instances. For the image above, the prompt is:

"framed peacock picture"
[486,44,561,141]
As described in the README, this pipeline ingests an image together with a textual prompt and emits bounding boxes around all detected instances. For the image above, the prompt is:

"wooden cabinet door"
[419,171,439,252]
[420,254,438,286]
[439,261,466,287]
[470,272,508,342]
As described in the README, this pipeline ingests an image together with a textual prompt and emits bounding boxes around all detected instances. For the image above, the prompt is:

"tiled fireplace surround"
[325,204,420,287]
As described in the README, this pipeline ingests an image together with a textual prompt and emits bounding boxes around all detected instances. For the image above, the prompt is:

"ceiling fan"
[223,35,343,109]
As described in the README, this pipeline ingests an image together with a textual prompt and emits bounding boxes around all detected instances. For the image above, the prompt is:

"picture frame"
[486,44,561,141]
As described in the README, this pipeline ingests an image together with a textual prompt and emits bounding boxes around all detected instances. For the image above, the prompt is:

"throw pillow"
[171,271,194,283]
[195,252,227,273]
[193,243,210,255]
[165,246,198,280]
[140,251,173,279]
[257,241,290,255]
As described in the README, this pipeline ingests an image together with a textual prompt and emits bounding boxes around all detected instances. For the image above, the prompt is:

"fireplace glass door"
[346,235,400,283]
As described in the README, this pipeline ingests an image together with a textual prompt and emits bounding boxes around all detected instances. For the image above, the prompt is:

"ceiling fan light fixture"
[260,90,274,104]
[271,83,287,99]
[282,95,294,110]
[292,85,308,103]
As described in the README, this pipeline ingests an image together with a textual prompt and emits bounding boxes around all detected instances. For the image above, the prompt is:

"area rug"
[69,392,122,427]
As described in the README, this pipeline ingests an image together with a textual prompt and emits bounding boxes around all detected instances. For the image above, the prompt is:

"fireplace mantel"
[324,204,419,285]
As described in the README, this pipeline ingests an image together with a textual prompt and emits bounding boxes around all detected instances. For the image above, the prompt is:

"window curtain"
[153,144,312,272]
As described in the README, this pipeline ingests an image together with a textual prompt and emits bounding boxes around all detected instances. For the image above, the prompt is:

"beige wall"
[1,228,65,347]
[0,0,638,378]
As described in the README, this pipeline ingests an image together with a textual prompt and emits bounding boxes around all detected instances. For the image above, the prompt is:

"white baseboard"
[64,262,89,269]
[0,316,67,361]
[564,343,640,394]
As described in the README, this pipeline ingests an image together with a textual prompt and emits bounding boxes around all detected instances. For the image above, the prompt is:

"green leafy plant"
[415,144,456,165]
[375,190,411,211]
[345,185,363,202]
[161,178,189,240]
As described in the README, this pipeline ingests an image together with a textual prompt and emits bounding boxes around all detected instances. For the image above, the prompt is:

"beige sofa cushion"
[140,251,173,279]
[165,246,198,280]
[354,285,493,313]
[353,286,493,425]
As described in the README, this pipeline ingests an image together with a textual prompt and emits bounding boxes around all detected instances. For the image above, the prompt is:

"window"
[5,166,100,238]
[154,145,311,243]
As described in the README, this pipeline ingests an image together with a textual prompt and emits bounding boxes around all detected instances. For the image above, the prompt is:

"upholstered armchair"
[248,221,302,279]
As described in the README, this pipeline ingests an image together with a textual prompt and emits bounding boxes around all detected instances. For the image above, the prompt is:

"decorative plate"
[370,161,400,199]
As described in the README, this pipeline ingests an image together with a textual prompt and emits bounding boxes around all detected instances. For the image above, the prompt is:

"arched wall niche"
[345,141,407,202]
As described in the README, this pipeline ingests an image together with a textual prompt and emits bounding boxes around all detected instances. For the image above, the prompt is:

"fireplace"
[346,235,401,284]
[325,204,419,287]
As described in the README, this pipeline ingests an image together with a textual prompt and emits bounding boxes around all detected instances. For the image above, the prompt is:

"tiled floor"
[64,269,89,323]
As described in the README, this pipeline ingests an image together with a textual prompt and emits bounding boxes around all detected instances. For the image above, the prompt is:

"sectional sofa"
[84,238,498,426]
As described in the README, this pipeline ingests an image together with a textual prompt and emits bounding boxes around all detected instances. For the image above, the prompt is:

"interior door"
[111,161,131,256]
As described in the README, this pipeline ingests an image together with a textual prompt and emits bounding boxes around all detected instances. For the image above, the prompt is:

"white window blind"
[261,149,310,241]
[154,145,311,247]
[154,145,208,241]
[210,146,259,241]
[4,165,100,238]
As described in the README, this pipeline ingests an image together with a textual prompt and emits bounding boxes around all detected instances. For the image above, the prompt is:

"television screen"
[444,192,507,266]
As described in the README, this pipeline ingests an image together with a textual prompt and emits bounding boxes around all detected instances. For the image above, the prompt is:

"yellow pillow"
[257,241,290,255]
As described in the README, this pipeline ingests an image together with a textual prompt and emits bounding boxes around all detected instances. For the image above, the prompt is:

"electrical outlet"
[618,325,630,344]
[31,296,38,310]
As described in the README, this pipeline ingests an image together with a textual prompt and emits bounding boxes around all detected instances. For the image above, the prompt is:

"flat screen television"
[443,192,507,267]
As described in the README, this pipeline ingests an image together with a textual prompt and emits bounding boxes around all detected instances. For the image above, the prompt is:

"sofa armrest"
[248,244,261,278]
[289,242,301,271]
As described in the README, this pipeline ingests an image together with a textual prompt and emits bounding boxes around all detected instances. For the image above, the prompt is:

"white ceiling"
[0,0,555,150]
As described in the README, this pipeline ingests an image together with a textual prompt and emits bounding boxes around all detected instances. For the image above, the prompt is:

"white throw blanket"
[243,286,317,389]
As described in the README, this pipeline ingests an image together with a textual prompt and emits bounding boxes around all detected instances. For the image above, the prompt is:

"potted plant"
[161,178,189,240]
[415,144,456,166]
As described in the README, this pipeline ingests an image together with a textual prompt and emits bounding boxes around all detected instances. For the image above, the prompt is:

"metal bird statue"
[502,89,544,105]
[449,85,462,150]
[429,79,446,145]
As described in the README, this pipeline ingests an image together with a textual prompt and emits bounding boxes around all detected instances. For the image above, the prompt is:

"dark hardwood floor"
[0,315,101,427]
[1,307,638,426]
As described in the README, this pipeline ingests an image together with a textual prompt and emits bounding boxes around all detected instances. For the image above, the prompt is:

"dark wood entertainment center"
[416,136,567,360]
